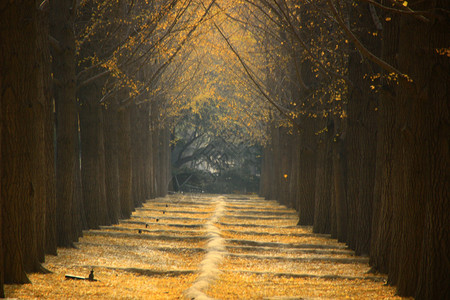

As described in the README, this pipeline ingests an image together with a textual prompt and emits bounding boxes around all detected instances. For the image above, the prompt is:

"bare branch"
[358,0,430,22]
[213,20,301,131]
[119,0,219,109]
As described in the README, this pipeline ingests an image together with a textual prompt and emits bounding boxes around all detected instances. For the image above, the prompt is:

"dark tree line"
[0,1,190,296]
[257,0,449,299]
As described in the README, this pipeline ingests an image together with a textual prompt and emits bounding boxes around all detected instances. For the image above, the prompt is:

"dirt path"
[4,194,408,299]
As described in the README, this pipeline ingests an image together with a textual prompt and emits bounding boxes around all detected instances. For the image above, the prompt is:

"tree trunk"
[118,108,133,218]
[415,33,449,297]
[345,2,379,255]
[42,56,57,256]
[97,109,110,225]
[36,5,54,260]
[103,104,121,224]
[0,58,3,297]
[313,118,333,234]
[370,7,400,275]
[151,103,161,197]
[51,0,79,247]
[393,1,449,296]
[278,127,291,207]
[332,117,347,242]
[79,92,108,228]
[73,149,86,236]
[330,171,337,239]
[297,118,317,225]
[270,125,281,201]
[148,115,156,199]
[163,127,172,195]
[157,127,170,197]
[1,0,40,282]
[131,104,144,206]
[140,104,152,199]
[371,1,449,297]
[288,132,300,210]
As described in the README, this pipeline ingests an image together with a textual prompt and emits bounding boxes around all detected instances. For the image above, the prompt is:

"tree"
[38,5,57,256]
[0,70,3,297]
[103,101,121,224]
[118,107,134,218]
[1,0,47,282]
[343,1,379,255]
[371,0,449,297]
[50,0,82,248]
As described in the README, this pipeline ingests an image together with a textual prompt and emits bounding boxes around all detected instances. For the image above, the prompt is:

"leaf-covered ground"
[4,194,411,299]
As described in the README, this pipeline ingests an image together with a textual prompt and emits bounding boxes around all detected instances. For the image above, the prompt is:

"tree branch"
[274,0,352,86]
[359,0,431,22]
[213,20,301,131]
[119,0,218,109]
[48,35,62,53]
[326,0,408,79]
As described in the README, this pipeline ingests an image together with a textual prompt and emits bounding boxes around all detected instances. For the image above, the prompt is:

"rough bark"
[158,127,170,197]
[151,102,161,197]
[415,26,449,297]
[51,0,78,247]
[73,150,86,237]
[1,0,39,282]
[36,5,54,260]
[79,90,108,228]
[0,49,3,296]
[288,132,300,210]
[270,125,281,201]
[371,1,449,297]
[140,104,152,199]
[131,104,144,206]
[41,31,57,256]
[103,104,121,224]
[278,127,292,207]
[345,2,379,255]
[297,118,317,225]
[148,116,156,199]
[332,117,347,242]
[313,118,333,234]
[393,1,449,296]
[97,109,110,225]
[370,8,399,275]
[118,108,133,218]
[163,127,172,195]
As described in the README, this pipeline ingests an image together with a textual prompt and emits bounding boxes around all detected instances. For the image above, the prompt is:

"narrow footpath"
[5,194,407,299]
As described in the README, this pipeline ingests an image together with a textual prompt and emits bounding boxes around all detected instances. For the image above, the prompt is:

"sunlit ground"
[5,194,411,299]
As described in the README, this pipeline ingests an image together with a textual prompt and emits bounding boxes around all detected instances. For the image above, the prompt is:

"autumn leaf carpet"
[4,194,409,299]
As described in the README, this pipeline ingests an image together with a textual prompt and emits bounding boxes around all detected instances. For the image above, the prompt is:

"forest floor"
[4,194,411,299]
